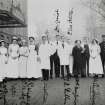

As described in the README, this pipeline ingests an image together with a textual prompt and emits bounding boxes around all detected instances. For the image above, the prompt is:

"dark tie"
[57,41,58,45]
[56,41,58,54]
[62,43,64,48]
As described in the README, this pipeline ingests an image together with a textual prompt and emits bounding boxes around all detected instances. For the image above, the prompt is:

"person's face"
[42,36,46,43]
[18,40,22,44]
[92,39,96,44]
[18,40,22,46]
[56,35,60,41]
[77,40,81,46]
[102,37,105,41]
[61,36,65,42]
[29,38,34,45]
[83,39,87,43]
[22,41,26,46]
[1,41,5,46]
[67,39,70,44]
[12,40,17,44]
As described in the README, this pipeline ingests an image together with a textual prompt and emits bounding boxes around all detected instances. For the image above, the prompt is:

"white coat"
[58,42,71,65]
[39,42,52,70]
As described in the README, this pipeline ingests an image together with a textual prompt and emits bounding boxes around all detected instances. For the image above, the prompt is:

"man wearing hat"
[100,35,105,77]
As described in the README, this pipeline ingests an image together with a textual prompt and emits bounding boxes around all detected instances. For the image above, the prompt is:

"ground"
[0,77,105,105]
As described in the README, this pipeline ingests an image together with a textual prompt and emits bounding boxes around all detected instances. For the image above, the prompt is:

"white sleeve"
[57,44,62,57]
[97,45,101,54]
[19,47,21,55]
[17,46,20,57]
[8,45,12,56]
[89,45,92,56]
[38,45,41,58]
[0,48,1,55]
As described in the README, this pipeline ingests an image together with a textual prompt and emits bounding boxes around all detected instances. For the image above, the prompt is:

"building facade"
[0,0,27,43]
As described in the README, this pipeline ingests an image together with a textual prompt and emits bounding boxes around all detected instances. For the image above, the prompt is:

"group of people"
[0,36,40,81]
[47,34,105,80]
[0,34,105,81]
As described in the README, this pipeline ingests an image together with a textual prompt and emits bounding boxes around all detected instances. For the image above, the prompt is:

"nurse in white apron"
[7,36,19,78]
[0,40,8,81]
[27,37,41,78]
[89,39,103,76]
[19,39,28,78]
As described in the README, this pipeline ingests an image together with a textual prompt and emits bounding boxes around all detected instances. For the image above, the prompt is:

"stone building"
[0,0,27,44]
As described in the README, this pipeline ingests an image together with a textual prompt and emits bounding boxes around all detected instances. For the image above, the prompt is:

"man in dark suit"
[53,35,61,78]
[82,37,90,77]
[72,40,83,77]
[50,35,61,78]
[100,35,105,77]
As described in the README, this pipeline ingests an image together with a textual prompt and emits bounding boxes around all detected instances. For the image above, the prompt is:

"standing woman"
[72,40,83,77]
[7,36,19,78]
[0,40,8,81]
[19,39,28,78]
[27,37,41,78]
[89,39,103,76]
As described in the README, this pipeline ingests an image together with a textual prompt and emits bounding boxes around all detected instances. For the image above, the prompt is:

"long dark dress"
[72,46,83,76]
[81,44,90,77]
[100,41,105,76]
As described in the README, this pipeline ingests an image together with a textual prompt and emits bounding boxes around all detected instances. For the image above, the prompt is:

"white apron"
[89,44,103,74]
[7,44,19,78]
[0,47,7,80]
[19,46,28,78]
[39,43,52,70]
[27,45,41,78]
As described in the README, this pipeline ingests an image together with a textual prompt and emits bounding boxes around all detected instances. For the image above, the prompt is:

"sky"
[27,0,103,42]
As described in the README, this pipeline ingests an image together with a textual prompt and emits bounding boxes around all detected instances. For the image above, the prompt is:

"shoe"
[50,77,53,79]
[81,75,86,78]
[61,77,64,79]
[102,74,104,78]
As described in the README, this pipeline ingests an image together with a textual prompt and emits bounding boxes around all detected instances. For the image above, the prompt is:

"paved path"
[0,78,105,105]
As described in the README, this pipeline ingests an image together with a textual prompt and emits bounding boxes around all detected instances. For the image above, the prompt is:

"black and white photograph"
[0,0,105,105]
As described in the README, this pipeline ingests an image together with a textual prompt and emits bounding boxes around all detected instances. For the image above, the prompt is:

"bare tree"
[80,0,105,19]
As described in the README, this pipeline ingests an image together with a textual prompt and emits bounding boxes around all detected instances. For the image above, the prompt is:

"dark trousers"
[54,54,60,78]
[50,55,54,78]
[101,58,105,76]
[42,69,49,81]
[61,65,70,79]
[86,58,89,76]
[82,58,89,77]
[50,53,60,78]
[73,61,82,77]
